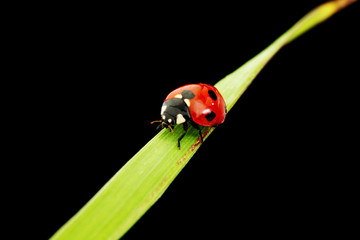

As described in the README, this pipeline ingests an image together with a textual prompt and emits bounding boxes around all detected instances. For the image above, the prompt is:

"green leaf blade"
[51,125,210,239]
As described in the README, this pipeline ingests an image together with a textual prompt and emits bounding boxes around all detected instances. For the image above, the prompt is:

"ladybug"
[151,83,227,149]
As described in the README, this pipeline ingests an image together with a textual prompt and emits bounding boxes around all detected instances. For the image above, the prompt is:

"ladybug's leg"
[189,121,203,144]
[177,122,188,149]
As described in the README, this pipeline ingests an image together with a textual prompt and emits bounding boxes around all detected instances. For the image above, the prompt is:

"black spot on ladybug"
[205,111,216,122]
[181,90,195,99]
[208,90,217,101]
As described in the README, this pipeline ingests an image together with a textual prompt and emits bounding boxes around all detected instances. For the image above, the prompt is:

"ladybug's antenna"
[151,120,163,131]
[151,120,174,133]
[167,124,174,133]
[150,120,162,124]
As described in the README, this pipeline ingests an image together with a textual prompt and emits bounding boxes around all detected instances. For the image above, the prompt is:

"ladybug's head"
[151,98,190,133]
[151,103,176,132]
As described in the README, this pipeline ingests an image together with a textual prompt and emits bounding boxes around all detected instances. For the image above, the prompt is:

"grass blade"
[51,1,355,239]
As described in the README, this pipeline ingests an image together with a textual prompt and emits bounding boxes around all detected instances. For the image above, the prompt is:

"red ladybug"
[152,83,227,148]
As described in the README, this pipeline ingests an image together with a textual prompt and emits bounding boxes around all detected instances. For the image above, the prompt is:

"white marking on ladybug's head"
[174,94,183,99]
[168,118,172,123]
[176,114,186,124]
[161,105,167,115]
[184,98,190,107]
[162,115,166,120]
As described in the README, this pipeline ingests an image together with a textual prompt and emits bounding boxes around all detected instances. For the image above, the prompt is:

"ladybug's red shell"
[164,83,226,127]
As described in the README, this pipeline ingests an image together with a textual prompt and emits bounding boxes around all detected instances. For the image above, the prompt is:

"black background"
[9,1,359,239]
